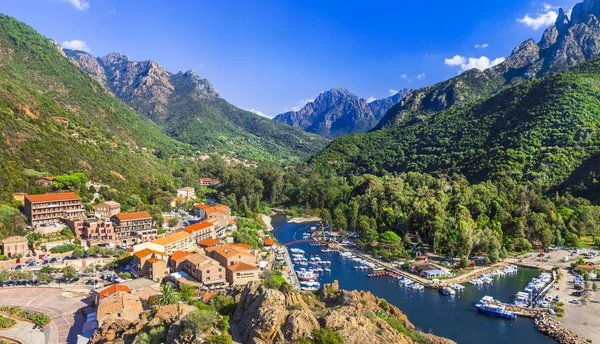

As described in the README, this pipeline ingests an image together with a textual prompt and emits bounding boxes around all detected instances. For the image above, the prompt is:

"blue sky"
[0,0,581,117]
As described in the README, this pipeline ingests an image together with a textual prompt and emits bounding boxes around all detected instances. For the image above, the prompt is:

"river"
[271,215,553,344]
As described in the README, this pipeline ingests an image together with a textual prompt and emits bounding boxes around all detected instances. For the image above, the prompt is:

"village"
[0,177,282,344]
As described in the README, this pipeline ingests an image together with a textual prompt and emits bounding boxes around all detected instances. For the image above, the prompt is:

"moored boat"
[475,296,516,319]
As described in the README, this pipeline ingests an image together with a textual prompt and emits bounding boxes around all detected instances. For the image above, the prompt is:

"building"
[94,285,143,326]
[169,250,191,272]
[111,212,155,245]
[94,201,121,219]
[170,196,186,208]
[226,262,260,285]
[183,218,218,243]
[34,176,55,188]
[93,284,132,306]
[133,231,194,256]
[193,204,232,231]
[24,192,85,226]
[199,178,220,187]
[206,243,256,268]
[264,237,275,248]
[176,187,196,200]
[66,217,115,245]
[0,236,28,259]
[132,249,167,280]
[182,253,226,286]
[198,238,220,251]
[410,262,449,278]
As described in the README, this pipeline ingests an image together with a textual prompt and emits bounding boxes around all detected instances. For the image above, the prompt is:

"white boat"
[297,270,317,281]
[451,284,465,291]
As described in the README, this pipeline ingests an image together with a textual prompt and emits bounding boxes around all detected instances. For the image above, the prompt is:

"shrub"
[206,333,233,344]
[0,306,50,326]
[313,327,344,344]
[50,244,76,254]
[263,270,286,289]
[0,315,16,328]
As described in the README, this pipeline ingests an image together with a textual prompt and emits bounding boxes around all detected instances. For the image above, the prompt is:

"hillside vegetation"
[314,57,600,200]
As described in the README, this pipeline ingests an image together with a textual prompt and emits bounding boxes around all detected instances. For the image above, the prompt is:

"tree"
[155,283,180,306]
[62,266,77,279]
[379,231,401,245]
[0,271,8,284]
[167,216,179,228]
[38,272,53,283]
[178,283,196,302]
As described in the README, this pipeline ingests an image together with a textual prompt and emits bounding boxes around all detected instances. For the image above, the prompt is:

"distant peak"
[101,52,130,63]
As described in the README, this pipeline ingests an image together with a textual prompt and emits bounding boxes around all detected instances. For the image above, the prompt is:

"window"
[206,270,210,274]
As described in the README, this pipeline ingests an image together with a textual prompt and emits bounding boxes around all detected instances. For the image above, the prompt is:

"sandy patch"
[287,216,321,224]
[261,214,273,231]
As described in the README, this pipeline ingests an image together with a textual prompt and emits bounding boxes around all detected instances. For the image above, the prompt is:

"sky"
[0,0,582,117]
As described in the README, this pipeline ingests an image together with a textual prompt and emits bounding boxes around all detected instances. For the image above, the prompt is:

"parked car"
[569,299,580,304]
[15,265,22,270]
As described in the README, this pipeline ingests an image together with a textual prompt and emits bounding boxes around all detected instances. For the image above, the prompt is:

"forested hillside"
[0,15,193,202]
[314,57,600,201]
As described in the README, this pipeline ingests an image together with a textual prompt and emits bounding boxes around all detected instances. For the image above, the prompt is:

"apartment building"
[199,178,220,186]
[66,217,115,245]
[193,203,233,235]
[24,192,85,226]
[133,231,193,256]
[205,244,256,268]
[94,201,121,218]
[0,236,28,258]
[111,212,155,245]
[182,253,226,286]
[226,262,260,285]
[183,218,218,243]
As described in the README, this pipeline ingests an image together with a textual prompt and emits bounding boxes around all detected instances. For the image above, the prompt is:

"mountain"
[376,0,600,129]
[273,88,411,139]
[313,55,600,200]
[0,15,196,202]
[65,50,329,164]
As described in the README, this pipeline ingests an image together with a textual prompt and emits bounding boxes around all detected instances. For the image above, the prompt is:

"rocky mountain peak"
[571,0,600,25]
[100,52,130,65]
[556,7,571,33]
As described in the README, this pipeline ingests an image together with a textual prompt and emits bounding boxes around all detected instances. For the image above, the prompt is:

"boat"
[475,296,516,319]
[439,287,456,296]
[372,267,385,272]
[450,284,465,292]
[300,281,320,288]
[297,270,317,281]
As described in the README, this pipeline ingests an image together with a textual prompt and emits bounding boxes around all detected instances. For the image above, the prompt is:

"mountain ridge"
[273,87,411,138]
[66,49,329,164]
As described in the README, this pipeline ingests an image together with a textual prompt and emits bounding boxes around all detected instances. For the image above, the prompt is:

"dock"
[282,246,301,291]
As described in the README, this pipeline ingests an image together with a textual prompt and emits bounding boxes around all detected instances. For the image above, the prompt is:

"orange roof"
[25,192,80,203]
[184,220,215,233]
[198,238,220,247]
[201,291,217,303]
[170,250,191,261]
[151,231,191,246]
[194,203,212,210]
[199,178,212,182]
[194,203,230,215]
[228,219,237,225]
[98,284,131,300]
[147,258,164,263]
[228,262,258,272]
[206,244,253,258]
[115,211,152,221]
[233,243,252,250]
[133,248,161,259]
[264,238,275,245]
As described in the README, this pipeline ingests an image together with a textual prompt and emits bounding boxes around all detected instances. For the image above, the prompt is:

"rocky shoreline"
[534,313,584,344]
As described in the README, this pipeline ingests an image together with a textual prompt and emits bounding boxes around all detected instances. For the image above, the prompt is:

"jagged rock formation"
[377,0,600,129]
[232,280,454,344]
[274,88,411,138]
[65,50,329,163]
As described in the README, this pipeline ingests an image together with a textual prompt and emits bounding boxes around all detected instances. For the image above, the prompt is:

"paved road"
[0,288,88,344]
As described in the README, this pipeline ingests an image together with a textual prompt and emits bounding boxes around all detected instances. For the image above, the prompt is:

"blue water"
[271,215,553,344]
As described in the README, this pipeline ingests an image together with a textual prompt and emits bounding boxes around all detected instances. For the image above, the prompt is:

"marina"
[272,215,554,344]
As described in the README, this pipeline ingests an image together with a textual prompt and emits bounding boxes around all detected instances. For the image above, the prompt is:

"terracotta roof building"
[193,203,232,233]
[206,243,256,269]
[183,253,226,286]
[111,211,155,245]
[132,249,167,281]
[132,231,193,256]
[66,217,115,246]
[169,250,191,272]
[24,192,85,226]
[199,178,220,186]
[183,218,218,243]
[226,261,260,285]
[94,201,121,219]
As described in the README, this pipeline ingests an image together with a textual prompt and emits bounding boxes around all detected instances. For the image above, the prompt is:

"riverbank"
[260,214,273,231]
[287,216,321,224]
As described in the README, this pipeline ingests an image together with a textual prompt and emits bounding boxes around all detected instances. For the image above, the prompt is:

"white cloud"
[285,98,314,112]
[475,43,490,49]
[517,10,558,30]
[401,74,407,79]
[461,56,505,71]
[444,55,467,66]
[61,39,91,52]
[59,0,90,11]
[543,3,560,11]
[366,96,376,103]
[246,109,272,118]
[416,73,426,80]
[388,89,399,96]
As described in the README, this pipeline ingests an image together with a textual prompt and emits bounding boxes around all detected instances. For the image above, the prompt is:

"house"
[193,203,232,232]
[227,262,260,285]
[176,187,196,200]
[34,176,55,188]
[206,244,256,268]
[264,237,275,247]
[0,236,28,259]
[198,238,221,251]
[94,285,143,327]
[66,217,115,245]
[94,201,121,219]
[111,212,155,245]
[423,269,448,279]
[183,218,218,244]
[24,192,85,226]
[199,178,220,187]
[182,253,226,286]
[169,250,191,272]
[410,262,449,278]
[170,196,186,208]
[93,284,132,306]
[132,249,168,280]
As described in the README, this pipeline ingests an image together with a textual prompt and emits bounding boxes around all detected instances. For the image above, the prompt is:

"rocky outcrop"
[233,280,455,344]
[274,87,411,138]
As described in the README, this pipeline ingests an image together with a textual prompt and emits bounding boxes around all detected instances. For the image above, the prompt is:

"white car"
[570,299,580,304]
[540,301,549,308]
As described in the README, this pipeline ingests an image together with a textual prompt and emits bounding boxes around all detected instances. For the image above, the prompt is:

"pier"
[281,245,301,291]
